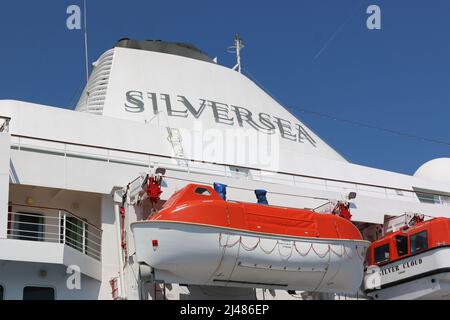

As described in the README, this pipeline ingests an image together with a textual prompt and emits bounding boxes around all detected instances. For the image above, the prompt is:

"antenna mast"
[228,33,244,73]
[83,0,89,83]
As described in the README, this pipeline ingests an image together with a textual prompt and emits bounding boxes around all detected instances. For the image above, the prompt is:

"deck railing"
[6,205,102,261]
[5,120,450,204]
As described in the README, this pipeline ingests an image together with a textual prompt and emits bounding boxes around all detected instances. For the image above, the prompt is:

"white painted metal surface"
[132,221,369,293]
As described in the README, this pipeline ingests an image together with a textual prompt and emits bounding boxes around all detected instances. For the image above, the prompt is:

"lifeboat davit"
[131,184,370,293]
[364,215,450,300]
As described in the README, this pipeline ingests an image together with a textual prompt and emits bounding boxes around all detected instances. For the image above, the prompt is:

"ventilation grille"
[75,48,115,114]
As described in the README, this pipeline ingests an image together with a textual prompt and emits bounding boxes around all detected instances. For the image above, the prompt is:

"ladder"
[167,127,188,167]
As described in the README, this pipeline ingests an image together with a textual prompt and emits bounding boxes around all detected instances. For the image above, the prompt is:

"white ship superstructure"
[0,39,449,300]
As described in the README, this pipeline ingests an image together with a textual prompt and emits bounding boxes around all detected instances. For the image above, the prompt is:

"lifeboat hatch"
[209,233,240,282]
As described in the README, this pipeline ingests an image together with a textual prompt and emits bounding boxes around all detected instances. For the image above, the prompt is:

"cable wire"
[296,107,450,147]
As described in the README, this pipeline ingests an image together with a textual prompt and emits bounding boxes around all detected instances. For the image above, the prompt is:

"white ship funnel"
[76,39,346,172]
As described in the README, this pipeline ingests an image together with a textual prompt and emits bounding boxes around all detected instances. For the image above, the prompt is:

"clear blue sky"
[0,0,449,175]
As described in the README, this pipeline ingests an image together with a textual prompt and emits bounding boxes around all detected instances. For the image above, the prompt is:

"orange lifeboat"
[131,184,370,293]
[364,215,450,299]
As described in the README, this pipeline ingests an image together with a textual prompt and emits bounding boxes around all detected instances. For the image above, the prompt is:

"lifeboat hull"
[364,246,450,300]
[132,220,369,293]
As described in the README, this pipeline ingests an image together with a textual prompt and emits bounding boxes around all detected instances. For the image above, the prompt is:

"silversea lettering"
[124,90,317,147]
[380,258,423,276]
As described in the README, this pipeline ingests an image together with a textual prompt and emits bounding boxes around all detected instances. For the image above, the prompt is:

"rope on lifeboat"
[239,237,261,251]
[278,241,294,260]
[219,233,365,261]
[218,233,241,248]
[259,240,278,255]
[293,242,314,256]
[329,245,345,258]
[354,245,366,260]
[331,243,366,260]
[311,244,331,259]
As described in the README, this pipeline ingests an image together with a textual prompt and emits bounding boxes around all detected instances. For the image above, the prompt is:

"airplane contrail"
[314,1,366,60]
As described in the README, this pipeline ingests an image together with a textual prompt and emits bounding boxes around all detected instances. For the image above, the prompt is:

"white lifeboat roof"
[414,158,450,183]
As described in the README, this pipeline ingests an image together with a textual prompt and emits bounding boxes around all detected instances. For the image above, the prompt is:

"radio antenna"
[83,0,89,83]
[227,33,245,73]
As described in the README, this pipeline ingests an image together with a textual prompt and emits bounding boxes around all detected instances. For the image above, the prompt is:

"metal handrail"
[7,130,450,199]
[6,232,59,242]
[10,203,102,232]
[64,218,102,239]
[7,228,59,236]
[7,211,102,261]
[8,211,60,220]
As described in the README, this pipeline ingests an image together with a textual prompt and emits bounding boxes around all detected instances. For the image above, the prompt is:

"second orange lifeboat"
[364,215,450,300]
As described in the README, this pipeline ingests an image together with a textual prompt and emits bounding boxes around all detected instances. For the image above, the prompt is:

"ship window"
[13,212,44,241]
[62,217,87,253]
[410,231,428,253]
[395,235,408,257]
[415,189,450,206]
[23,286,55,300]
[416,192,438,204]
[0,285,3,300]
[194,187,211,196]
[374,244,390,264]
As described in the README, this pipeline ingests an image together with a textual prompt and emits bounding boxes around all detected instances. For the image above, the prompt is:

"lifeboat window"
[410,231,428,253]
[194,187,211,196]
[374,244,390,264]
[395,235,408,257]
